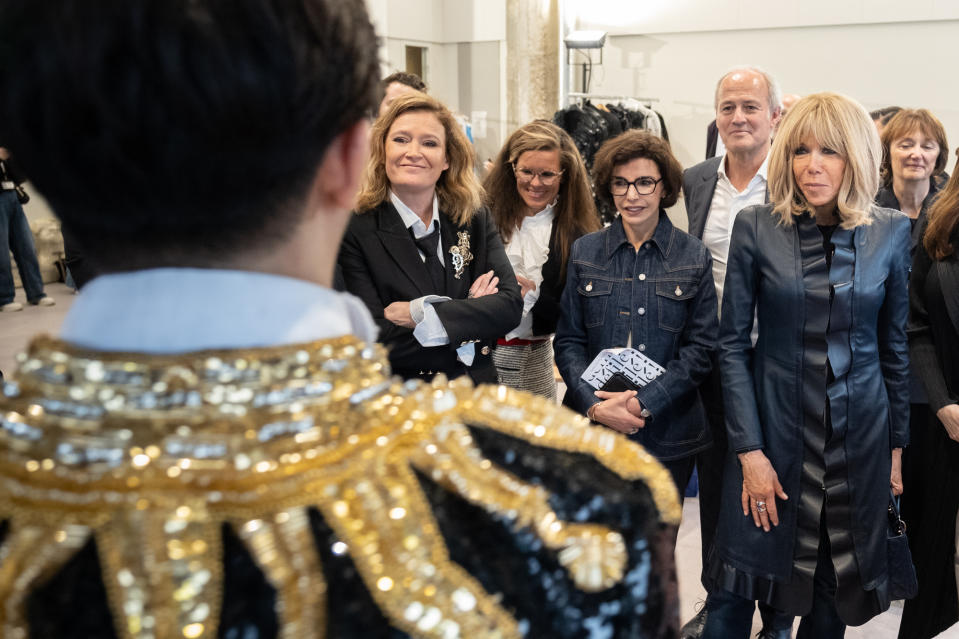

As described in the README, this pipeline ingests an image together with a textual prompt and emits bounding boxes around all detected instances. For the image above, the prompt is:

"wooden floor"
[3,282,958,637]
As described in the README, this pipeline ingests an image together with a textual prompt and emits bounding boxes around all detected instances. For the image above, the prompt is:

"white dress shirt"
[389,191,474,365]
[702,154,768,315]
[60,268,378,352]
[503,203,554,340]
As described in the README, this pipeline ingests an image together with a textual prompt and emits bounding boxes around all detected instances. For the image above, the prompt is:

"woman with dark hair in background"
[875,109,949,623]
[554,129,717,493]
[899,155,959,638]
[482,120,599,399]
[339,91,521,383]
[703,93,910,638]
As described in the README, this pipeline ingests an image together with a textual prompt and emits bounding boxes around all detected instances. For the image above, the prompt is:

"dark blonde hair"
[355,92,481,224]
[769,92,879,228]
[591,130,682,212]
[925,152,959,260]
[879,108,949,186]
[482,120,599,272]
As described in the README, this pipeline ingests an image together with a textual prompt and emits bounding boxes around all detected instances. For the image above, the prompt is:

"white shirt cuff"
[411,295,452,346]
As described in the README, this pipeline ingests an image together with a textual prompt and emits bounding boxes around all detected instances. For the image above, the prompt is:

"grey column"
[506,0,560,130]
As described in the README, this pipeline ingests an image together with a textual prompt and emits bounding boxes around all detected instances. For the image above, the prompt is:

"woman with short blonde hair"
[703,93,911,637]
[768,92,880,229]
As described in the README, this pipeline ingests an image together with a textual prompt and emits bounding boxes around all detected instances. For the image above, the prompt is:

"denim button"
[638,273,646,281]
[638,307,646,315]
[638,344,646,351]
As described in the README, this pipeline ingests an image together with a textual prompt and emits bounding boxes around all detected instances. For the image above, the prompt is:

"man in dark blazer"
[680,66,792,639]
[339,200,522,384]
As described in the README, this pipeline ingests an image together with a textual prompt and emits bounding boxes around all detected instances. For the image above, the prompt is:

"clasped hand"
[591,389,646,434]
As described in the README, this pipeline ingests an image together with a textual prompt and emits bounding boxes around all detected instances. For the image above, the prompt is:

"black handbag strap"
[888,490,906,536]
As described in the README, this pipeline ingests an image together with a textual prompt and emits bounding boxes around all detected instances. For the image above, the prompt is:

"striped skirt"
[492,339,557,401]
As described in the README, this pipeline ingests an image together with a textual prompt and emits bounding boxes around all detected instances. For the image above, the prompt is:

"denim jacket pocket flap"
[654,280,698,301]
[577,278,613,297]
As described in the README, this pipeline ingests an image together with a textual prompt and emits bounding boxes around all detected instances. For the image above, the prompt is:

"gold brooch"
[449,231,473,279]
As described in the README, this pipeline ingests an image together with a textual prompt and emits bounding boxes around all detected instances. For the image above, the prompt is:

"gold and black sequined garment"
[0,336,681,638]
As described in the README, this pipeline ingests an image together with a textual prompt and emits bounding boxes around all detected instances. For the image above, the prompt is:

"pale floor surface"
[3,284,959,637]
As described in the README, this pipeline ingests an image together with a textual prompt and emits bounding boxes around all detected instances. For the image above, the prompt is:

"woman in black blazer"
[338,92,521,383]
[482,121,599,399]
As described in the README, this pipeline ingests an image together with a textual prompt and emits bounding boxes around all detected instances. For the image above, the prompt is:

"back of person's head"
[381,72,426,93]
[769,92,880,228]
[879,108,949,185]
[0,0,380,272]
[357,91,481,225]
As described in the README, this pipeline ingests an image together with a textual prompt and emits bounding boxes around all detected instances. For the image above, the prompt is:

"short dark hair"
[869,106,902,126]
[382,72,427,92]
[591,130,683,211]
[0,0,380,271]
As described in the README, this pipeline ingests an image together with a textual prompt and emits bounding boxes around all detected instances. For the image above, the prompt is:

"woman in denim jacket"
[555,130,718,493]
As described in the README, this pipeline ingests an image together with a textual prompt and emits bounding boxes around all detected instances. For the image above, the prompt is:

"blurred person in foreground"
[702,92,910,638]
[0,1,682,637]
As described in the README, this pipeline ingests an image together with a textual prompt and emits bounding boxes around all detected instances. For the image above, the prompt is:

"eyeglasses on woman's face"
[513,164,564,186]
[610,176,662,197]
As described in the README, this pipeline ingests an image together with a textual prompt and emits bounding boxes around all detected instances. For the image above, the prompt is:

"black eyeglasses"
[610,176,662,196]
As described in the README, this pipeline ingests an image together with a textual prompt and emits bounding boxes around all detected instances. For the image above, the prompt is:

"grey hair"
[713,65,782,115]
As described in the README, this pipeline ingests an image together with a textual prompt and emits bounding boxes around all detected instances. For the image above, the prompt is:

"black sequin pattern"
[20,425,677,638]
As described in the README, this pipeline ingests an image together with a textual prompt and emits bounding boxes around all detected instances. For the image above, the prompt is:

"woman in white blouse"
[482,121,599,398]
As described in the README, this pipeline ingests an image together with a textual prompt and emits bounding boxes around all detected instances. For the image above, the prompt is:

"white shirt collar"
[59,268,378,353]
[524,201,557,225]
[717,152,770,183]
[390,191,440,234]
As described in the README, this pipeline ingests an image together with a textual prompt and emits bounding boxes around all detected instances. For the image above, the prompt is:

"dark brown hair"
[482,120,599,274]
[591,130,682,212]
[381,72,426,92]
[925,153,959,260]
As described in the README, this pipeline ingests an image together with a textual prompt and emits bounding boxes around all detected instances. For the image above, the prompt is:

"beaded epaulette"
[0,336,679,638]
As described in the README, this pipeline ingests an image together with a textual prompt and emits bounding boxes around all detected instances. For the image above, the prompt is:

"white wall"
[567,6,959,180]
[370,0,508,163]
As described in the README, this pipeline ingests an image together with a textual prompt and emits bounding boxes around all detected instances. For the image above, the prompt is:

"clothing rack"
[566,92,659,106]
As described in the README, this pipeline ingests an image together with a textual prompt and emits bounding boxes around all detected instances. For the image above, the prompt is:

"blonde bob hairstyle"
[768,92,880,229]
[355,91,481,225]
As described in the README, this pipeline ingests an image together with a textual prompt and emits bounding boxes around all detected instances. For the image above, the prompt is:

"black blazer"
[526,221,580,337]
[338,201,522,383]
[681,156,723,240]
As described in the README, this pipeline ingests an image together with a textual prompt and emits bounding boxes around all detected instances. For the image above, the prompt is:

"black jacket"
[338,202,522,383]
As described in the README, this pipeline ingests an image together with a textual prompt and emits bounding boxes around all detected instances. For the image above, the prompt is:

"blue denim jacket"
[555,212,718,460]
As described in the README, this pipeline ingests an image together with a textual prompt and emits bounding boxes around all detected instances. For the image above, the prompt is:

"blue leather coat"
[715,204,910,593]
[555,213,718,460]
